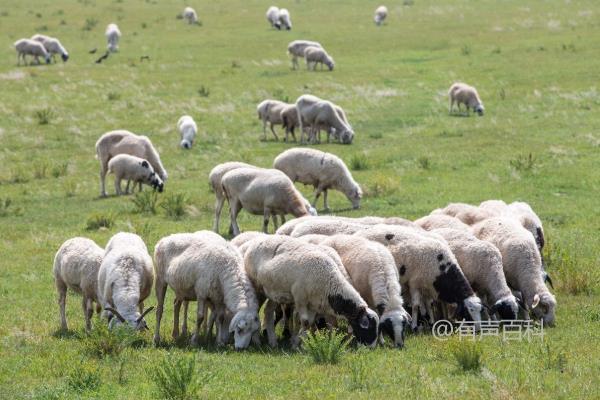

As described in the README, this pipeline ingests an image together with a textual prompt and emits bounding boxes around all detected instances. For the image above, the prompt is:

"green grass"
[1,0,600,398]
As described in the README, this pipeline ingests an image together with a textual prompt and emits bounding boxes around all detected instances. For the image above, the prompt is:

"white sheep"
[434,202,495,225]
[374,6,388,25]
[280,104,300,142]
[183,6,199,24]
[208,161,257,233]
[296,94,354,144]
[266,6,281,29]
[105,23,121,53]
[177,115,197,149]
[54,237,104,331]
[98,232,155,330]
[221,167,317,236]
[257,99,290,141]
[95,130,168,197]
[244,235,379,348]
[107,154,164,195]
[276,215,416,236]
[448,82,484,116]
[230,231,268,249]
[273,148,362,210]
[14,38,50,65]
[287,40,323,69]
[153,231,260,348]
[278,8,292,30]
[290,218,368,238]
[31,34,69,62]
[304,46,335,71]
[355,225,483,330]
[472,217,556,326]
[414,214,470,231]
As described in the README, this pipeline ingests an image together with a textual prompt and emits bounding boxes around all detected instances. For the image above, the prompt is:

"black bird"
[95,51,109,64]
[89,48,97,54]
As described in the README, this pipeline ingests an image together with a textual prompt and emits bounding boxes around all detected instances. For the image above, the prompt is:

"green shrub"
[82,323,138,359]
[510,153,537,173]
[35,108,54,125]
[161,193,188,219]
[417,156,431,170]
[85,213,115,231]
[451,341,483,373]
[197,85,210,97]
[33,162,48,179]
[83,17,98,31]
[349,153,369,171]
[303,330,350,365]
[132,191,159,214]
[51,162,69,178]
[66,362,101,392]
[150,354,201,400]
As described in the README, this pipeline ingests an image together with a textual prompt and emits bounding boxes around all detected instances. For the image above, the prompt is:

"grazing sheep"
[244,235,379,348]
[14,38,50,65]
[290,218,367,237]
[54,238,104,331]
[414,214,470,232]
[472,217,556,326]
[296,95,354,144]
[434,202,495,225]
[95,130,168,197]
[273,148,362,210]
[355,225,483,330]
[31,34,69,62]
[278,8,292,30]
[280,104,300,142]
[287,40,322,69]
[230,231,268,249]
[177,115,197,149]
[221,167,317,236]
[276,215,416,236]
[209,161,257,233]
[304,46,334,71]
[257,100,290,141]
[374,6,388,25]
[320,235,411,347]
[153,231,260,347]
[107,154,164,195]
[431,228,520,320]
[105,23,121,53]
[183,6,198,24]
[448,82,484,116]
[98,233,155,330]
[266,6,281,29]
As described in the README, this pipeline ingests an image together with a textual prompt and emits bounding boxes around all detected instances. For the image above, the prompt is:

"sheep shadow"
[448,112,472,118]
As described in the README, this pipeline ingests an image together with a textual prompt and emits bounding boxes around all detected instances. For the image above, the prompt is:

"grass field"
[1,0,600,398]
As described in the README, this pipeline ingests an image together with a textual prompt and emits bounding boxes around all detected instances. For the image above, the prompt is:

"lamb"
[414,214,470,232]
[280,104,300,142]
[374,6,388,25]
[208,161,257,233]
[177,115,197,149]
[105,23,121,53]
[14,38,50,65]
[448,82,484,116]
[431,228,520,320]
[244,235,379,347]
[273,148,362,210]
[97,232,155,330]
[304,46,334,71]
[257,99,290,141]
[153,231,260,348]
[296,95,354,144]
[95,130,168,197]
[31,34,69,62]
[319,235,411,347]
[107,154,164,195]
[183,7,199,24]
[266,6,281,29]
[276,215,416,236]
[354,225,483,330]
[472,217,556,326]
[53,237,104,331]
[221,167,317,236]
[278,8,292,30]
[287,40,323,70]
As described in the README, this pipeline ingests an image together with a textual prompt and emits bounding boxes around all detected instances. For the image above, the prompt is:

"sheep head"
[229,309,260,350]
[530,293,556,327]
[379,308,411,348]
[491,295,519,320]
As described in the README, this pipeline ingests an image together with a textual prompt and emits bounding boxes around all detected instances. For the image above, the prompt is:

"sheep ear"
[545,274,554,289]
[141,160,149,168]
[385,234,394,241]
[531,294,541,309]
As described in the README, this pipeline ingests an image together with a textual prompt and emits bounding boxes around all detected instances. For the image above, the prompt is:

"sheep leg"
[83,297,93,332]
[410,291,422,331]
[172,298,182,339]
[154,281,167,345]
[323,189,329,211]
[426,300,436,325]
[263,208,271,233]
[262,120,268,140]
[191,298,206,346]
[264,299,279,347]
[114,177,122,196]
[213,194,225,233]
[269,123,279,141]
[449,98,454,114]
[56,279,68,331]
[229,200,242,237]
[99,164,108,197]
[182,301,189,336]
[137,182,142,192]
[290,126,297,142]
[125,180,131,194]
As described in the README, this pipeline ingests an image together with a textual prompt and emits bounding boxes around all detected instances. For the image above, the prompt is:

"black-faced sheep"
[374,6,388,25]
[31,34,69,62]
[448,82,484,116]
[107,154,164,195]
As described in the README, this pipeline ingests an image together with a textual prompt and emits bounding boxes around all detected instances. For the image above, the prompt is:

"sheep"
[153,231,260,348]
[319,235,411,347]
[95,130,168,197]
[354,225,483,330]
[209,161,257,233]
[472,217,556,326]
[276,215,416,236]
[244,235,379,348]
[105,23,121,53]
[97,232,155,330]
[448,82,484,116]
[54,237,104,331]
[296,95,354,144]
[304,46,335,71]
[374,6,388,25]
[31,34,69,62]
[414,214,470,232]
[290,218,368,238]
[287,40,323,69]
[221,167,317,236]
[183,6,199,24]
[280,104,300,142]
[431,228,520,320]
[273,148,362,210]
[177,115,197,149]
[434,202,495,225]
[107,154,164,195]
[230,231,268,249]
[266,6,281,29]
[257,99,290,141]
[14,38,50,65]
[278,8,292,30]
